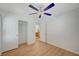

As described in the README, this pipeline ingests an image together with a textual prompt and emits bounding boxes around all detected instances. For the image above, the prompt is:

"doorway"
[35,23,40,40]
[18,20,27,45]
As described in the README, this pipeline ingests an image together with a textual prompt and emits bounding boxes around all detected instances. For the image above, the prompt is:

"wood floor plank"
[2,40,79,56]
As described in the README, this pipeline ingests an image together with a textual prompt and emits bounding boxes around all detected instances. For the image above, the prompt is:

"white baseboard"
[47,41,79,55]
[41,40,79,55]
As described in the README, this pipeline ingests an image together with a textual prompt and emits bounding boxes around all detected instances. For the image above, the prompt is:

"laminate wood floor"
[2,39,79,56]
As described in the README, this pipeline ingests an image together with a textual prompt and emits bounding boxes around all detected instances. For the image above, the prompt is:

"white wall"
[18,16,36,45]
[0,8,35,52]
[40,8,79,54]
[0,9,9,54]
[27,21,35,44]
[0,16,1,52]
[2,14,18,52]
[40,20,46,42]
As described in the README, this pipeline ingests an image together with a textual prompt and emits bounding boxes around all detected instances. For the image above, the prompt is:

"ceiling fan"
[29,3,55,19]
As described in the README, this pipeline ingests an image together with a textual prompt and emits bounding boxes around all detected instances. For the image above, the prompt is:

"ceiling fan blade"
[29,13,37,15]
[29,5,39,11]
[44,12,52,16]
[44,3,55,11]
[39,14,41,19]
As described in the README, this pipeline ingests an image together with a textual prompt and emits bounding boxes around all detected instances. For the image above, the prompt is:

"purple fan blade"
[44,3,55,11]
[29,5,39,11]
[44,13,52,16]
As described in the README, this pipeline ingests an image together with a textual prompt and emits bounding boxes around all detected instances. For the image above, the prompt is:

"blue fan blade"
[39,14,41,18]
[44,3,55,11]
[44,13,52,16]
[29,5,39,11]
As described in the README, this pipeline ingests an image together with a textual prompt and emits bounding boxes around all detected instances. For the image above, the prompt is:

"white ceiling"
[0,3,79,18]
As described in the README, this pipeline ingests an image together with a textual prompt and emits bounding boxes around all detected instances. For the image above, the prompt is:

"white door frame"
[18,20,28,45]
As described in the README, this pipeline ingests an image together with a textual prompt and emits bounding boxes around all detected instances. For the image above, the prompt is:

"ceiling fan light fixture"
[29,3,55,19]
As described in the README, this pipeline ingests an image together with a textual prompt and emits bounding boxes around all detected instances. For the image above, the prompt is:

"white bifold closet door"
[18,20,27,45]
